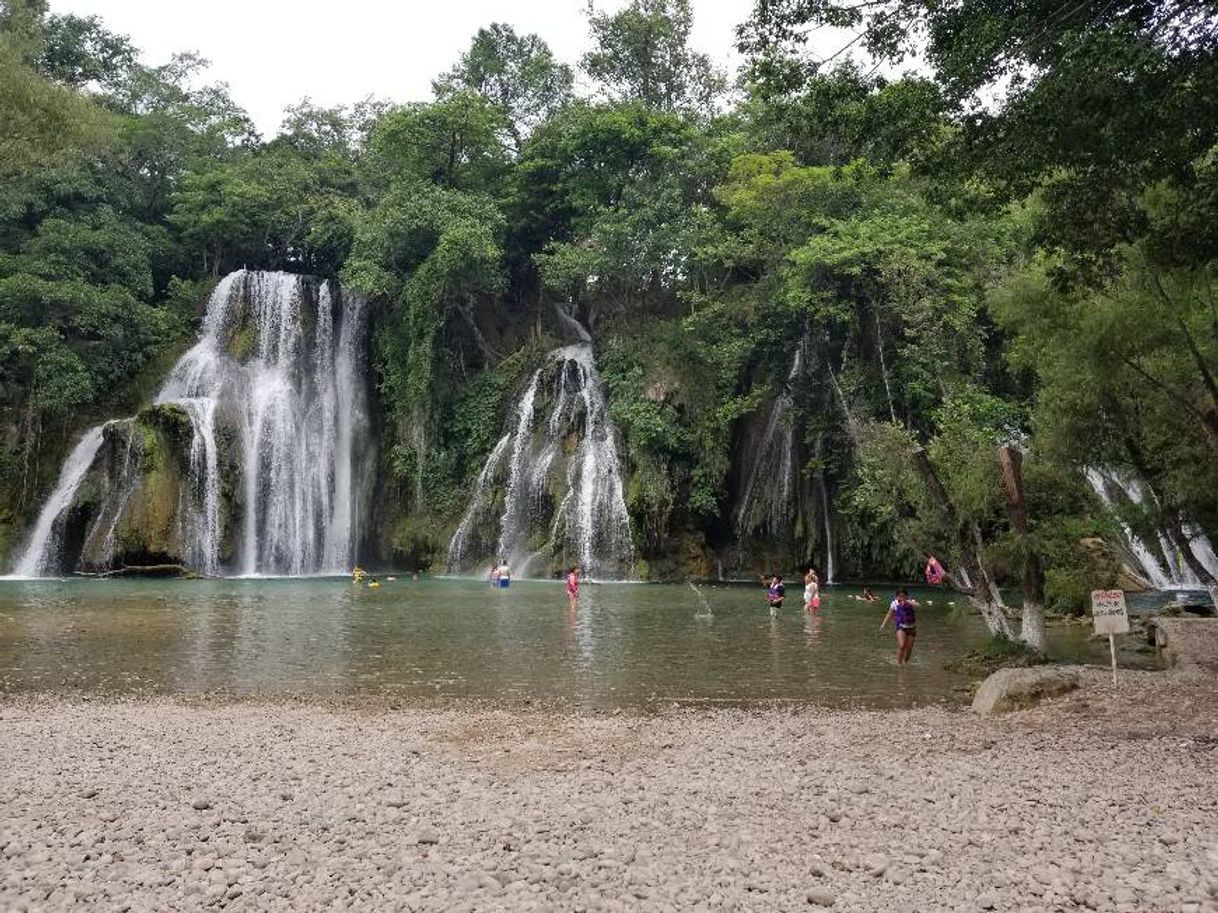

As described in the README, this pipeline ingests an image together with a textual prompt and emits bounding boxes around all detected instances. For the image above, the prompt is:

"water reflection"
[0,578,1160,709]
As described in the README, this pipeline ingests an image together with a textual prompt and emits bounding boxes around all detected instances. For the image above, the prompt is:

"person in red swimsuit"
[565,565,580,609]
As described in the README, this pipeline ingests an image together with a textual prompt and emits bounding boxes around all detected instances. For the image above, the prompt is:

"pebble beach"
[3,667,1217,913]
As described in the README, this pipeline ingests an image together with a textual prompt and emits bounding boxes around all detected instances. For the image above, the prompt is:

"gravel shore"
[3,667,1217,913]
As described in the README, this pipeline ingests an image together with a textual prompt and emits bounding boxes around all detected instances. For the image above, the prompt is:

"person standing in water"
[565,565,580,609]
[880,588,919,664]
[803,569,821,614]
[762,574,785,614]
[490,563,500,586]
[497,560,512,588]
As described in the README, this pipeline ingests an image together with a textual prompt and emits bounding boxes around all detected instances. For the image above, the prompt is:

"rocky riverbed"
[3,668,1217,913]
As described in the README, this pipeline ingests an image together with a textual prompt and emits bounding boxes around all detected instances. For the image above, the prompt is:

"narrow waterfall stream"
[9,270,371,577]
[9,427,107,577]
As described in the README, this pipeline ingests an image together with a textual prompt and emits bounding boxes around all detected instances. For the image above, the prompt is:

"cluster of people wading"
[759,554,946,665]
[480,553,949,666]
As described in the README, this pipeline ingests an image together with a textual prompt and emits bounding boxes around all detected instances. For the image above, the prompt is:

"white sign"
[1091,589,1130,635]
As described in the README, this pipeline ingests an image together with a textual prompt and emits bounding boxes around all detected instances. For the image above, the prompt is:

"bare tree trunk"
[998,446,1047,653]
[19,386,38,511]
[873,306,897,423]
[912,448,1014,638]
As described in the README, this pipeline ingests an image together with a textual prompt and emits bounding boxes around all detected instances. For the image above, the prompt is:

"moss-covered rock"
[74,414,190,569]
[136,404,193,472]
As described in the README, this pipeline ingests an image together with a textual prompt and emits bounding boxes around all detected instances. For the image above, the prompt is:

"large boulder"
[972,666,1080,715]
[1150,618,1218,673]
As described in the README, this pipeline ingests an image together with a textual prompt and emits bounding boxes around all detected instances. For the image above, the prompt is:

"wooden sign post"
[1090,590,1130,685]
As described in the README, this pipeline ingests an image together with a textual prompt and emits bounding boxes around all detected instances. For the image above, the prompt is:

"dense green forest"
[3,0,1218,644]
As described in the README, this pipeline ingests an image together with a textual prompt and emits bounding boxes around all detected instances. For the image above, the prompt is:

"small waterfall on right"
[447,343,633,579]
[1085,467,1218,589]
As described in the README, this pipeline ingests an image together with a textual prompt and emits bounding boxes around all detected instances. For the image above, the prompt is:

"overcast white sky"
[48,0,805,136]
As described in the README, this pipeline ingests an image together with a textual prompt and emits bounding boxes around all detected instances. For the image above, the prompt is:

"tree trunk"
[911,448,1014,638]
[78,564,201,579]
[998,446,1047,653]
[873,306,897,423]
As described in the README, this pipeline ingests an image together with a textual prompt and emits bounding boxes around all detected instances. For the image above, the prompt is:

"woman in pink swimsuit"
[565,565,580,608]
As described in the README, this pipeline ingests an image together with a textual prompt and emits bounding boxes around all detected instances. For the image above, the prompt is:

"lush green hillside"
[4,0,1218,638]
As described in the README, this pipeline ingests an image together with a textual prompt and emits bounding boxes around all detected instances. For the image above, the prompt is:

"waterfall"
[555,301,592,343]
[80,418,140,567]
[1085,467,1218,589]
[447,433,512,569]
[735,339,805,539]
[226,273,370,575]
[446,343,633,579]
[9,270,370,577]
[9,426,106,577]
[819,476,835,584]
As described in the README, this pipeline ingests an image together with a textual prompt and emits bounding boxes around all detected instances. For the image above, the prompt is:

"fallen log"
[75,564,201,579]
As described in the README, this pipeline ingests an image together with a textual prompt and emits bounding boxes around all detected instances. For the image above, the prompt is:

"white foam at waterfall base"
[8,426,106,578]
[447,343,633,579]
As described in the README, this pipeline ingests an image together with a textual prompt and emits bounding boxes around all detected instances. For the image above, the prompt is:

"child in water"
[880,588,919,664]
[803,569,820,614]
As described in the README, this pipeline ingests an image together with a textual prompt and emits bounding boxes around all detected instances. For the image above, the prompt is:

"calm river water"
[0,578,1152,708]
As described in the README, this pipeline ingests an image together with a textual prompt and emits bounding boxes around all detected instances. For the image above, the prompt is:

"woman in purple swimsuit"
[880,588,919,665]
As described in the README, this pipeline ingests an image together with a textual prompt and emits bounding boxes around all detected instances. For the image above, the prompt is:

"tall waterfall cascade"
[447,338,633,579]
[8,270,371,577]
[733,333,835,579]
[1086,467,1218,590]
[734,344,802,540]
